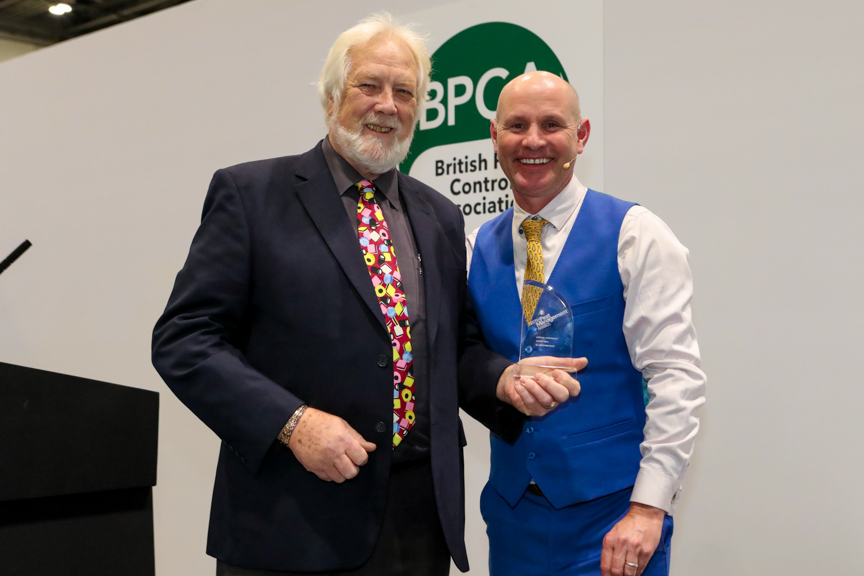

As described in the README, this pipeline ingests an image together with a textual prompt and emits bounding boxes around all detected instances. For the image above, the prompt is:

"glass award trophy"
[515,280,574,376]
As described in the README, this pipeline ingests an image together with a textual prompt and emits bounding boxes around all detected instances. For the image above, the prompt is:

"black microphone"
[0,240,32,276]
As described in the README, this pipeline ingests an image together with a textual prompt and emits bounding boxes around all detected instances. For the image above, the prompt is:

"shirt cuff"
[630,468,681,514]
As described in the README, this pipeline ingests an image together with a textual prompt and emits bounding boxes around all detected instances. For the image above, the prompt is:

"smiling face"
[328,36,419,179]
[491,72,590,212]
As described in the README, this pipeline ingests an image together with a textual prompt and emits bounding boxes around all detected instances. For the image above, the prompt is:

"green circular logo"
[401,22,567,174]
[401,22,567,231]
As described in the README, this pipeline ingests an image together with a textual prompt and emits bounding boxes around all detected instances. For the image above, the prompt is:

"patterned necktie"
[521,217,549,323]
[355,180,415,448]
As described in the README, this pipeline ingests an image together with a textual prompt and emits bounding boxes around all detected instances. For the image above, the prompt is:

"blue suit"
[469,190,672,575]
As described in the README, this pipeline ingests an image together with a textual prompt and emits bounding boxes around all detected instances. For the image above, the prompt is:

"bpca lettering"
[420,63,539,130]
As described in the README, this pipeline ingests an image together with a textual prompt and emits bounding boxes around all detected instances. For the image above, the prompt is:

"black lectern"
[0,362,158,576]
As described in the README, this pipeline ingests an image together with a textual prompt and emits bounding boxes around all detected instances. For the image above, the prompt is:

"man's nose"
[522,125,545,148]
[375,88,397,115]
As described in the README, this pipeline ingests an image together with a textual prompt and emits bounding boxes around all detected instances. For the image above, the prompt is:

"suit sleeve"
[454,210,525,442]
[152,169,303,475]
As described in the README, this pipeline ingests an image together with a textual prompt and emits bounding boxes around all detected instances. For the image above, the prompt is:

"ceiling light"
[48,3,73,16]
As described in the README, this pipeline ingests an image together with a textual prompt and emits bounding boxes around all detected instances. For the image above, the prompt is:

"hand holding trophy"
[509,280,586,416]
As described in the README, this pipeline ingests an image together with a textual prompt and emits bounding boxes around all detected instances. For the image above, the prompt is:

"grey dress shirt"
[322,137,430,465]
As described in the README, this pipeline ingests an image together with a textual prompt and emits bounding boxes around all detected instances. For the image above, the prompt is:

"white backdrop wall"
[604,3,864,574]
[1,2,862,576]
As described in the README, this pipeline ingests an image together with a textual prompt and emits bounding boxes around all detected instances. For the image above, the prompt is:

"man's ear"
[576,118,591,153]
[490,120,499,153]
[327,95,335,117]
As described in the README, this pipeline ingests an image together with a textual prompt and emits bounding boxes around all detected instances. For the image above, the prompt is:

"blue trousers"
[481,484,673,576]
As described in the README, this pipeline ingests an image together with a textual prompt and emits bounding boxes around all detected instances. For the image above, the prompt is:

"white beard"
[329,113,414,176]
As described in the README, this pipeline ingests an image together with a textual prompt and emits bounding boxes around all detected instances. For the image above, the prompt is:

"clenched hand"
[288,407,377,482]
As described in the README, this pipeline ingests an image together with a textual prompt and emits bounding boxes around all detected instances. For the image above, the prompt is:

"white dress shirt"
[467,176,706,513]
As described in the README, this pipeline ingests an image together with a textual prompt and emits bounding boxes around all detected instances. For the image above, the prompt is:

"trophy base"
[514,360,579,379]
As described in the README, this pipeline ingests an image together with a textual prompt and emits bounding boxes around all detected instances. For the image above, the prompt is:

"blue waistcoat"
[469,189,645,509]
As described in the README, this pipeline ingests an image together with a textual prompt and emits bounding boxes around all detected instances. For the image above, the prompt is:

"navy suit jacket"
[152,142,516,572]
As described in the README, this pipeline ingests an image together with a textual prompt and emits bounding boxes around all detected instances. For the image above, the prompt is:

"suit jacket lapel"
[294,145,386,330]
[399,174,443,347]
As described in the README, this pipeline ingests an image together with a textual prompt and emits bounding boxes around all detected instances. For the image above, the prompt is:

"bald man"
[466,72,706,576]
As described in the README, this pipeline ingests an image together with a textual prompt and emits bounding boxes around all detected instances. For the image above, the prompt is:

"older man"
[467,72,706,576]
[150,14,574,576]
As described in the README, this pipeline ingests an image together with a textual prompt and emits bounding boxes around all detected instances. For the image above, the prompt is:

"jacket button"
[526,426,534,434]
[528,452,536,460]
[375,421,386,433]
[377,355,388,367]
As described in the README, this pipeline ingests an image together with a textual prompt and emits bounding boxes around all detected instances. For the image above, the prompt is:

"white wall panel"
[2,1,862,575]
[605,3,864,575]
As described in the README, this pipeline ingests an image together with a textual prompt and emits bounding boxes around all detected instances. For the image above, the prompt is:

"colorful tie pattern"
[521,217,549,323]
[355,180,415,448]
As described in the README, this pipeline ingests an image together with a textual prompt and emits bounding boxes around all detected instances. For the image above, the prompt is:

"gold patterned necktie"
[521,217,549,323]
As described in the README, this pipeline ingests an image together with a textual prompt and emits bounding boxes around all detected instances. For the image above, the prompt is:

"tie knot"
[356,179,376,202]
[522,218,548,241]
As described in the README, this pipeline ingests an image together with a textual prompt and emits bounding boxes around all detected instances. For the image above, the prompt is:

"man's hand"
[287,407,377,483]
[496,356,587,416]
[600,503,665,576]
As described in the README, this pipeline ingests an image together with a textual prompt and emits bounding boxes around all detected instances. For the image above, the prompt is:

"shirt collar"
[322,136,400,209]
[513,175,587,231]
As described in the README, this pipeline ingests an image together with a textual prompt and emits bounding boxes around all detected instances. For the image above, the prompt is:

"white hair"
[317,12,431,124]
[330,115,414,175]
